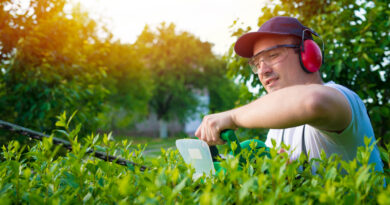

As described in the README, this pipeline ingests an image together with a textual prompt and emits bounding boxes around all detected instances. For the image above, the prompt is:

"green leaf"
[66,110,78,129]
[362,53,374,64]
[379,147,389,163]
[83,192,92,203]
[377,191,390,205]
[335,60,343,77]
[170,177,187,198]
[0,183,13,195]
[55,130,69,137]
[62,172,79,188]
[55,111,67,128]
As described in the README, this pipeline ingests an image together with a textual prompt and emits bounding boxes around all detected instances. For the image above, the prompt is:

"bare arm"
[195,84,351,145]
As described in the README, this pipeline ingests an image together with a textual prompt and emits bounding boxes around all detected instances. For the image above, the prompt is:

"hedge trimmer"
[0,120,270,178]
[0,120,148,171]
[176,130,270,179]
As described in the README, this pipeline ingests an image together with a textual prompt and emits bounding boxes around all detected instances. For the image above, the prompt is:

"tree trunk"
[159,119,168,138]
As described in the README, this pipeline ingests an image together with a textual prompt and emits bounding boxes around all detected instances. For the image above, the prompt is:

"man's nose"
[258,61,272,75]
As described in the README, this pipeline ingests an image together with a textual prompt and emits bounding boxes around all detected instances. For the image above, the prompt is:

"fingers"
[201,117,209,142]
[195,125,201,138]
[194,114,226,146]
[215,137,225,145]
[278,148,292,164]
[278,148,287,154]
[205,116,223,145]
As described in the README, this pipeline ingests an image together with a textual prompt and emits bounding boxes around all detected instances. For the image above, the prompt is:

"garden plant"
[0,114,389,204]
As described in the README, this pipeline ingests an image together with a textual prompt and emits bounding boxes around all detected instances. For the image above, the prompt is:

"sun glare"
[73,0,265,55]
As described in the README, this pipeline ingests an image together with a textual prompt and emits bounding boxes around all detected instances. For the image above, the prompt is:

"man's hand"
[278,148,292,164]
[195,111,236,145]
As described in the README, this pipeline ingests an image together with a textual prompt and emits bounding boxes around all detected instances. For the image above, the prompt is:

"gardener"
[195,16,383,172]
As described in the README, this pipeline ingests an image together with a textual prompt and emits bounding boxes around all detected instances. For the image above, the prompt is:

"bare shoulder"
[305,84,348,102]
[304,84,352,132]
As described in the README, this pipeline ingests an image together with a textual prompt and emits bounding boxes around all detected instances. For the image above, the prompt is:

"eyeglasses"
[249,44,299,74]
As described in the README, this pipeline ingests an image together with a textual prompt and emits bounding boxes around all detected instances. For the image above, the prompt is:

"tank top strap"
[302,125,307,156]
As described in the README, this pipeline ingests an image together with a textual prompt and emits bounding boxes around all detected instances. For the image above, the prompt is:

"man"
[195,16,383,171]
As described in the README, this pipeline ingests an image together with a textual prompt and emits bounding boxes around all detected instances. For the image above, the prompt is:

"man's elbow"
[303,87,333,123]
[302,85,351,131]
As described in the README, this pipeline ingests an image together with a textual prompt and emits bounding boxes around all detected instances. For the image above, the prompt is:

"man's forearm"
[229,84,347,130]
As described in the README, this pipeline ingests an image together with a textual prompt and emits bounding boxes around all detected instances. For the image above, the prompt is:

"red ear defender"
[298,29,324,73]
[299,40,322,73]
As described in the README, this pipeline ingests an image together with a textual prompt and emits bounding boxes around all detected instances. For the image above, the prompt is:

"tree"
[135,23,222,138]
[0,0,68,62]
[99,42,153,131]
[206,60,241,113]
[227,0,390,143]
[0,0,107,133]
[0,0,152,137]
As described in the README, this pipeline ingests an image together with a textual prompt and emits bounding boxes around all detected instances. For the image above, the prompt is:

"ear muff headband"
[299,29,324,73]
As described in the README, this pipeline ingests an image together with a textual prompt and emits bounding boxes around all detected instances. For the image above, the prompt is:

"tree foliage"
[227,0,390,142]
[207,67,240,113]
[0,0,152,135]
[0,0,106,132]
[98,42,153,131]
[134,23,227,123]
[0,0,239,140]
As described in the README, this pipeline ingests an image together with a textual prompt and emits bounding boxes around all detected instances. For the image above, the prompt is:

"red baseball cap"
[234,16,313,58]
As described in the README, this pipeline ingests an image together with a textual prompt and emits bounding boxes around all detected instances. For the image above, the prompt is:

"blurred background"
[0,0,388,151]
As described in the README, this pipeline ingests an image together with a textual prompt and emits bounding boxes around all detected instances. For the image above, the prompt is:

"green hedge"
[0,121,389,204]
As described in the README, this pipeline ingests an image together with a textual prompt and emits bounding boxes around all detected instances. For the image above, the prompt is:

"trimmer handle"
[220,130,242,156]
[210,130,245,163]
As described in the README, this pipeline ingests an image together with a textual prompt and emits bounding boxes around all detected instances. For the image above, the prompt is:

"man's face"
[252,35,306,93]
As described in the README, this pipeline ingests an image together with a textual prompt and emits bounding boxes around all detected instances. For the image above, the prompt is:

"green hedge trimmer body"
[176,130,270,179]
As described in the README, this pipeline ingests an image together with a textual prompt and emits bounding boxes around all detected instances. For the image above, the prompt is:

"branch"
[0,120,149,171]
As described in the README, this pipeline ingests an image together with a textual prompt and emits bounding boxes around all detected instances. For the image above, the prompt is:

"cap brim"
[234,31,298,58]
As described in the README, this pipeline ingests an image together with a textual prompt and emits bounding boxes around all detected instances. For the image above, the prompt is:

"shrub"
[0,118,389,204]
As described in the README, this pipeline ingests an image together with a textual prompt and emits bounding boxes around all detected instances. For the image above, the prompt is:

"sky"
[73,0,267,55]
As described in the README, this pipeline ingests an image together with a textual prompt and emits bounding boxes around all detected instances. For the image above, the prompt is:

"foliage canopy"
[135,23,229,123]
[0,0,153,136]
